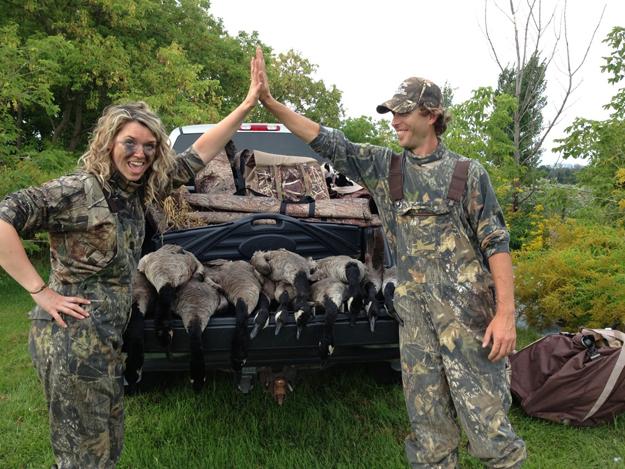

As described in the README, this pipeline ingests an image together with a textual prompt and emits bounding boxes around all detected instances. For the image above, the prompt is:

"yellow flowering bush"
[514,218,625,329]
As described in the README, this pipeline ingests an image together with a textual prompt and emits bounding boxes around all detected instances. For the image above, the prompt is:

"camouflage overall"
[310,127,526,468]
[0,148,204,468]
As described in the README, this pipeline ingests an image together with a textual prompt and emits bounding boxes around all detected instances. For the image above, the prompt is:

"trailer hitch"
[259,366,297,405]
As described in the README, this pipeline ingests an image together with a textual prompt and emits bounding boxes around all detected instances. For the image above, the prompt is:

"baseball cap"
[376,77,442,114]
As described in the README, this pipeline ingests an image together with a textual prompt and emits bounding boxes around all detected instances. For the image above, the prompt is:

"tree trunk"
[52,97,72,145]
[68,96,83,151]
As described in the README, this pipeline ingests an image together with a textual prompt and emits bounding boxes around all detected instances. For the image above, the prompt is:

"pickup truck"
[139,123,400,396]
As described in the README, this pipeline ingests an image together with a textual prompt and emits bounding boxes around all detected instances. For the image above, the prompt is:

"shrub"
[0,147,77,256]
[0,147,77,198]
[514,218,625,330]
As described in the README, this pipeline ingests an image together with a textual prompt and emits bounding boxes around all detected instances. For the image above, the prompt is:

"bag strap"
[582,328,625,421]
[279,196,316,217]
[298,163,313,196]
[388,155,470,203]
[447,160,470,202]
[235,149,250,194]
[271,165,283,200]
[389,153,404,202]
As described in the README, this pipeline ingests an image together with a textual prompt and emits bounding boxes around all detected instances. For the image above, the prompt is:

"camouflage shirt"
[0,147,205,321]
[309,126,509,275]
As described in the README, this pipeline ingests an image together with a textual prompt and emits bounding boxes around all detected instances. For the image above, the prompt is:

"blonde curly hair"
[78,101,176,205]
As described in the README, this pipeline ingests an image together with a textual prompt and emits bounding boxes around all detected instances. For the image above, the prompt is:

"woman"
[0,51,263,469]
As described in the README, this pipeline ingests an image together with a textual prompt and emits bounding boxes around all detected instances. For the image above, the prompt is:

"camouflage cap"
[376,77,442,114]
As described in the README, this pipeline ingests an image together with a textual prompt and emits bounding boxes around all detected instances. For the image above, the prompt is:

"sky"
[208,0,623,166]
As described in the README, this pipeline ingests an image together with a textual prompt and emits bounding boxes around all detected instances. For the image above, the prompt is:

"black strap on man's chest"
[388,154,470,203]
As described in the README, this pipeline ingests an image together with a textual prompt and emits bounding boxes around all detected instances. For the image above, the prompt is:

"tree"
[483,0,605,211]
[445,87,517,183]
[0,0,345,191]
[554,27,625,225]
[340,116,399,150]
[497,52,547,169]
[251,49,344,128]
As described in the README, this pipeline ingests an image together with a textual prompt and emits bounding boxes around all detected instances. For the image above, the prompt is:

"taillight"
[239,124,281,131]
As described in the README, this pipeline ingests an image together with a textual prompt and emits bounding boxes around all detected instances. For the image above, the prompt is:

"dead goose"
[175,276,223,392]
[250,249,316,338]
[137,244,206,353]
[310,255,366,324]
[273,281,294,336]
[382,265,403,326]
[311,278,348,364]
[123,270,156,394]
[203,259,263,371]
[250,276,276,339]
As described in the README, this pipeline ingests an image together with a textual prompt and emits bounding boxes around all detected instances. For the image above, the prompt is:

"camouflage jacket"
[0,147,205,321]
[309,126,509,286]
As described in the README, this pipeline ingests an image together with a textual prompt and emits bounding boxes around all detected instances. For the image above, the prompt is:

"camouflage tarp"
[194,148,237,194]
[240,149,329,201]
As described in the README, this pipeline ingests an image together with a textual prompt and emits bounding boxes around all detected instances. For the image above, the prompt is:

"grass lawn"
[1,264,624,468]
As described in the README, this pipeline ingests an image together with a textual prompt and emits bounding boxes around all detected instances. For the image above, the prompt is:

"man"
[254,49,526,468]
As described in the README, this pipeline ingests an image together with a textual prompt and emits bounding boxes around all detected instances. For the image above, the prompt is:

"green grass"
[1,265,624,468]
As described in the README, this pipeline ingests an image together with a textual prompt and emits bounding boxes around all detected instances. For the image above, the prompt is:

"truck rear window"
[172,131,324,160]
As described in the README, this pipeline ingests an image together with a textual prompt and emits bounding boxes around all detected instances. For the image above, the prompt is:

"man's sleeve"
[309,126,391,186]
[465,162,510,258]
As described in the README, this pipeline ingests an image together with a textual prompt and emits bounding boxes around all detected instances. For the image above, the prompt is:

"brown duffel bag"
[236,149,330,201]
[510,328,625,426]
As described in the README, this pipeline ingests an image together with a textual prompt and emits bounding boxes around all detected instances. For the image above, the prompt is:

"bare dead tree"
[483,0,605,210]
[484,0,604,162]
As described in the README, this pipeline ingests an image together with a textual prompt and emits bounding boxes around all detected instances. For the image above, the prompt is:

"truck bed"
[142,212,399,370]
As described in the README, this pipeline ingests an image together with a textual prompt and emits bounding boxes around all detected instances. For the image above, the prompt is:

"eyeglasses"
[117,139,157,157]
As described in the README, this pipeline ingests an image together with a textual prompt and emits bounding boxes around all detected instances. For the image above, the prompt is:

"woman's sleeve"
[169,147,207,189]
[0,175,86,236]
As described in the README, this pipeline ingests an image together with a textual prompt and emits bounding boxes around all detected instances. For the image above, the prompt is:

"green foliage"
[0,0,344,159]
[340,115,400,151]
[0,24,67,156]
[440,82,455,108]
[602,26,625,118]
[555,118,624,224]
[497,53,548,168]
[445,87,541,245]
[446,87,516,168]
[538,164,583,185]
[535,181,589,221]
[115,42,222,128]
[514,218,625,330]
[506,209,535,251]
[554,27,625,227]
[553,27,625,226]
[251,50,344,127]
[0,147,78,198]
